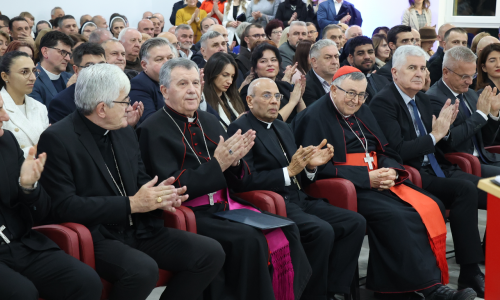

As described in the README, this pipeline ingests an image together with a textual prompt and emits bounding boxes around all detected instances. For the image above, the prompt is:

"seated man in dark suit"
[130,37,176,124]
[427,46,500,178]
[346,36,390,104]
[376,25,413,82]
[37,63,225,300]
[236,24,266,76]
[29,31,74,107]
[304,39,339,106]
[191,30,227,69]
[369,45,486,298]
[428,27,468,86]
[228,78,365,300]
[0,97,102,299]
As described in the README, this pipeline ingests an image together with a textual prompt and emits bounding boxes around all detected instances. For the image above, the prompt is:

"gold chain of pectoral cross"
[276,139,301,190]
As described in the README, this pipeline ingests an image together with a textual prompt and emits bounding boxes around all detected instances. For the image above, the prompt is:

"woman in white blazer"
[0,51,49,157]
[223,0,247,46]
[402,0,432,31]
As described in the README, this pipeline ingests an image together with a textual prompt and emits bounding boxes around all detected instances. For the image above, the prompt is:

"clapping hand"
[306,139,334,168]
[422,69,431,92]
[214,129,256,172]
[126,101,144,127]
[159,177,189,210]
[199,68,205,92]
[289,12,298,24]
[282,62,298,83]
[130,176,188,214]
[477,86,493,115]
[488,87,500,117]
[431,99,454,142]
[287,145,316,177]
[20,146,46,191]
[289,76,304,106]
[295,75,306,99]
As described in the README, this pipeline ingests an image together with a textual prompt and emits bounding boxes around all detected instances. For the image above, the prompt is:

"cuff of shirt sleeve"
[283,167,291,186]
[476,110,488,121]
[489,112,500,121]
[304,167,317,181]
[429,133,437,145]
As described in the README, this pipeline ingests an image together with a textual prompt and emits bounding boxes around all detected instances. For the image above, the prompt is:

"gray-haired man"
[191,30,227,69]
[279,21,308,71]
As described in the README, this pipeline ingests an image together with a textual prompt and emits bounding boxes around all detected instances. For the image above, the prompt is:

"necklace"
[275,137,301,190]
[342,116,375,170]
[163,107,211,164]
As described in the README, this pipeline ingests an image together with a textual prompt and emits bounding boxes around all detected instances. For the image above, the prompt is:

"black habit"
[0,130,101,300]
[37,111,224,300]
[136,105,311,300]
[227,112,366,297]
[291,94,446,293]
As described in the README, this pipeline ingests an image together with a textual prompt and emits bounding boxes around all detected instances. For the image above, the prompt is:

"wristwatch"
[18,177,38,192]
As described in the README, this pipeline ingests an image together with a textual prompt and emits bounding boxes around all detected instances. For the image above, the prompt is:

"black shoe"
[427,285,477,300]
[374,292,422,299]
[458,273,485,298]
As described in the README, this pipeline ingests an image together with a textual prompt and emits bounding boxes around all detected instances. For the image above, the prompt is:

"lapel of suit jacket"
[248,113,289,167]
[390,83,417,138]
[415,93,433,133]
[437,79,468,121]
[309,69,325,96]
[72,112,121,195]
[462,90,486,146]
[328,0,337,18]
[36,64,59,100]
[109,130,136,196]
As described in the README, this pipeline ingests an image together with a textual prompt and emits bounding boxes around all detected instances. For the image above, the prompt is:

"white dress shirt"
[179,49,194,60]
[313,69,332,93]
[334,0,343,14]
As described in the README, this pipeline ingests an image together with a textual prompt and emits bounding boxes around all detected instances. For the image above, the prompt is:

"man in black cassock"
[292,66,477,300]
[136,58,311,300]
[38,64,225,300]
[227,78,366,300]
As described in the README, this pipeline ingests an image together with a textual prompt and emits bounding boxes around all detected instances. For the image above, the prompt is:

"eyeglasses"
[259,93,283,101]
[336,86,368,101]
[308,30,317,35]
[271,30,282,35]
[250,33,266,39]
[19,68,40,79]
[76,62,106,68]
[112,97,131,106]
[48,47,72,58]
[445,67,477,81]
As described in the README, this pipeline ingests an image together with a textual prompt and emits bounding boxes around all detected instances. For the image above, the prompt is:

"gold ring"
[157,197,162,203]
[303,157,306,161]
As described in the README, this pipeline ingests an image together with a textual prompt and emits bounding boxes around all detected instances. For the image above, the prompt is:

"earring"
[5,81,7,83]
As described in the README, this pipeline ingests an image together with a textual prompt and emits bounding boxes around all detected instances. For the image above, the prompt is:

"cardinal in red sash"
[292,66,477,300]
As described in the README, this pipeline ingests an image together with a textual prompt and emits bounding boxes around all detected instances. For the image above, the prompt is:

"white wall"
[0,0,441,36]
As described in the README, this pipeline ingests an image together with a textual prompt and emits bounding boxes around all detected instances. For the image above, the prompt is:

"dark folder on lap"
[214,209,295,230]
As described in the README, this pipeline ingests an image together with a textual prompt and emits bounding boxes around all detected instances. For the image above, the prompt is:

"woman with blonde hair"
[402,0,432,31]
[223,0,247,45]
[278,26,289,47]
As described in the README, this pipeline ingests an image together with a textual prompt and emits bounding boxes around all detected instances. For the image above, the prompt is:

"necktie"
[409,100,446,178]
[457,94,487,163]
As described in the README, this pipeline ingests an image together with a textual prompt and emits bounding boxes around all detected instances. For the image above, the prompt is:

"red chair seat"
[304,178,358,212]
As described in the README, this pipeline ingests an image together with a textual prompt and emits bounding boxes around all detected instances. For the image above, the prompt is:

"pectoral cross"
[0,225,11,244]
[208,192,216,205]
[364,153,374,170]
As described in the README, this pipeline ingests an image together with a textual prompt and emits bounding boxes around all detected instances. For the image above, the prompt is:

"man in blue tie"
[369,45,486,298]
[426,46,500,179]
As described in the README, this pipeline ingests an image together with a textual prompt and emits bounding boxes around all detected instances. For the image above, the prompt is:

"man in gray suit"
[279,21,307,72]
[426,46,500,178]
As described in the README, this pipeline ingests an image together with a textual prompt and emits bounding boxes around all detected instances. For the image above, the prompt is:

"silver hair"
[332,72,366,87]
[443,46,477,69]
[139,37,176,62]
[89,28,112,43]
[322,24,341,39]
[51,6,62,16]
[236,22,251,41]
[247,78,275,96]
[101,38,121,48]
[200,30,222,49]
[290,21,307,29]
[392,45,427,70]
[200,17,218,31]
[75,64,130,115]
[159,58,199,88]
[310,39,337,59]
[175,24,193,35]
[345,25,361,38]
[118,27,139,43]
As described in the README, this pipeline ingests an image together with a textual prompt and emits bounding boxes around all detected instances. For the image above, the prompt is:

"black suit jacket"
[0,130,57,251]
[365,73,390,104]
[428,46,443,64]
[37,112,161,243]
[191,51,206,69]
[48,84,76,124]
[227,112,312,201]
[376,59,393,82]
[304,69,327,107]
[369,83,451,170]
[236,47,252,77]
[426,79,500,162]
[130,72,164,124]
[428,51,444,86]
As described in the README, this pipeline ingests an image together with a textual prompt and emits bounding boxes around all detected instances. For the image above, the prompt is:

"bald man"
[143,11,153,19]
[429,23,454,63]
[92,15,108,29]
[168,26,177,34]
[80,14,92,27]
[158,32,180,52]
[477,36,500,55]
[138,19,154,37]
[345,25,362,40]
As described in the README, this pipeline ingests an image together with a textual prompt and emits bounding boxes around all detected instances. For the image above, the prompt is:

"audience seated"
[477,43,500,94]
[419,26,437,60]
[91,15,108,29]
[245,0,279,27]
[153,13,165,32]
[158,32,180,54]
[377,25,413,82]
[130,38,176,124]
[346,36,390,103]
[79,21,96,39]
[88,28,113,44]
[33,28,51,62]
[19,12,35,38]
[275,0,314,28]
[293,65,478,300]
[264,19,284,47]
[191,17,217,52]
[345,25,362,40]
[317,0,358,32]
[59,15,78,35]
[150,16,162,37]
[4,40,34,59]
[369,46,487,298]
[136,57,311,300]
[476,35,500,56]
[0,51,48,157]
[102,39,140,80]
[306,22,318,42]
[412,28,421,47]
[79,14,92,27]
[291,40,313,83]
[38,63,225,300]
[429,23,454,64]
[34,20,51,38]
[176,0,208,43]
[138,19,155,37]
[321,24,344,50]
[471,32,490,55]
[241,43,306,122]
[279,21,308,72]
[110,16,126,38]
[50,6,65,20]
[372,26,389,36]
[29,31,74,107]
[192,30,227,69]
[175,24,195,59]
[236,24,266,75]
[9,16,32,47]
[372,33,390,68]
[119,28,143,72]
[0,31,8,56]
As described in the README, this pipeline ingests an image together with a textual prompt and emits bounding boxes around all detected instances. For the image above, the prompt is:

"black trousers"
[0,241,102,300]
[420,165,485,264]
[285,193,366,297]
[480,160,500,178]
[94,227,225,300]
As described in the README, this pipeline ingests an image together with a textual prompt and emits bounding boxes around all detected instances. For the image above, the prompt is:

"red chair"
[444,153,481,177]
[486,145,500,155]
[234,190,287,216]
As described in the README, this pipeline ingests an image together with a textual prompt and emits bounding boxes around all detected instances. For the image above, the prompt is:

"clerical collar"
[78,110,109,138]
[41,65,61,80]
[257,118,273,129]
[330,93,352,118]
[394,82,416,105]
[164,104,198,123]
[442,80,460,97]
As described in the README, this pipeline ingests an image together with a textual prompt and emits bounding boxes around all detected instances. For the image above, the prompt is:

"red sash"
[338,152,449,284]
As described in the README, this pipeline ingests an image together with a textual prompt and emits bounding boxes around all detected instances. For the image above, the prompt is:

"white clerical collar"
[41,65,61,80]
[442,80,460,97]
[257,119,273,129]
[329,93,352,118]
[188,117,196,122]
[104,130,109,136]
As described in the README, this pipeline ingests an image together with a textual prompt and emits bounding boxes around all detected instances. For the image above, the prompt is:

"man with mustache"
[369,45,488,298]
[346,36,389,104]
